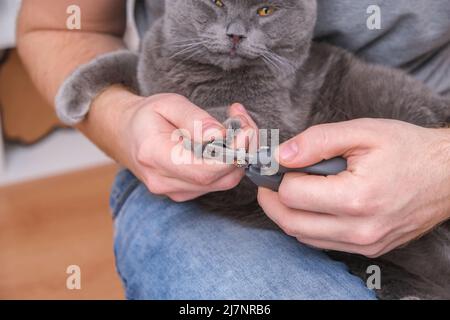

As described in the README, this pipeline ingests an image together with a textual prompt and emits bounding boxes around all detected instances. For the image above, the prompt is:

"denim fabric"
[110,169,376,300]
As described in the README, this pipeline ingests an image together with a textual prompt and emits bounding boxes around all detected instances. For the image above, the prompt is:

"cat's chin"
[218,56,247,70]
[205,54,258,71]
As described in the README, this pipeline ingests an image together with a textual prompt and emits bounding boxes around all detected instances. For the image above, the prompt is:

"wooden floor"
[0,165,125,300]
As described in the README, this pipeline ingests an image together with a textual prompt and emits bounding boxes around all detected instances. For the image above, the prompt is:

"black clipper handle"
[246,157,347,192]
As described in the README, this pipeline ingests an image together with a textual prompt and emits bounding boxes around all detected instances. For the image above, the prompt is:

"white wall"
[0,130,112,186]
[0,0,22,174]
[0,0,22,49]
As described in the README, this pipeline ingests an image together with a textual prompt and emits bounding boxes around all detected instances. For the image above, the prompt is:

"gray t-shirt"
[314,0,450,96]
[133,0,450,96]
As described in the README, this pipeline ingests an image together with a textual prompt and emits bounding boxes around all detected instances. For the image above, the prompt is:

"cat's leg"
[379,223,450,299]
[55,50,139,125]
[327,252,442,300]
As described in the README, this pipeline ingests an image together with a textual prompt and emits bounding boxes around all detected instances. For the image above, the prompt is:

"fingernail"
[280,141,299,162]
[234,103,246,113]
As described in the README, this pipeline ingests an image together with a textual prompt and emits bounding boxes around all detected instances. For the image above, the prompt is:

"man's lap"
[110,170,376,300]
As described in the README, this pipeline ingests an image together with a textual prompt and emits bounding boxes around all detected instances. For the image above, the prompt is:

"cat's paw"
[55,69,93,125]
[55,50,139,125]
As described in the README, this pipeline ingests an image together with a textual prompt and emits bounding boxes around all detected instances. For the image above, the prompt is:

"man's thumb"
[277,120,375,168]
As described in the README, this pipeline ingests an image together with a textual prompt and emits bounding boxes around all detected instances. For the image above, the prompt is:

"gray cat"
[56,0,450,299]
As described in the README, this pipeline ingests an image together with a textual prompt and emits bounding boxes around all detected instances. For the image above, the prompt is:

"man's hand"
[258,119,450,257]
[92,89,254,202]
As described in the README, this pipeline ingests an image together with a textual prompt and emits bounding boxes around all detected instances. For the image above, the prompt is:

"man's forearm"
[17,31,133,161]
[17,31,124,104]
[16,0,136,161]
[17,0,127,104]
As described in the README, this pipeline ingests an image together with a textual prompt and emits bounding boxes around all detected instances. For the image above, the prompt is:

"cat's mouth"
[199,42,262,70]
[205,44,259,60]
[208,45,259,61]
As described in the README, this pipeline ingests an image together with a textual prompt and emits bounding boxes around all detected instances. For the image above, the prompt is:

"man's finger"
[278,172,360,215]
[258,188,354,242]
[145,168,243,195]
[276,119,380,168]
[299,229,419,258]
[153,139,238,184]
[228,103,259,130]
[152,94,225,142]
[228,103,259,153]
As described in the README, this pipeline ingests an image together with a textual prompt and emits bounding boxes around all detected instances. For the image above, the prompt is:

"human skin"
[18,0,450,256]
[17,0,252,202]
[258,118,450,257]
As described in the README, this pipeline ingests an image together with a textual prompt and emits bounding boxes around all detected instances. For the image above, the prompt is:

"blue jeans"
[110,169,376,300]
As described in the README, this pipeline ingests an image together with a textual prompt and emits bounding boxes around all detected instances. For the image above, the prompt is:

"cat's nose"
[226,21,247,45]
[227,33,246,45]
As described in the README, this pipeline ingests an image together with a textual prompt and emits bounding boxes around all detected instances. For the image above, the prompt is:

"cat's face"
[162,0,317,72]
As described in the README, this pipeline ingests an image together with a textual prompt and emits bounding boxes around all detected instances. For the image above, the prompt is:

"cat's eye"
[212,0,224,8]
[257,6,275,17]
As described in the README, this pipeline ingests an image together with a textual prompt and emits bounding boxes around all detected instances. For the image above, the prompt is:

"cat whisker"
[264,51,296,74]
[174,47,207,67]
[261,52,286,75]
[261,54,282,74]
[168,42,208,60]
[169,40,209,49]
[146,38,209,53]
[248,44,296,76]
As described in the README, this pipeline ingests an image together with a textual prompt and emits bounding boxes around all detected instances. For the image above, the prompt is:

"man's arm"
[17,0,132,161]
[18,0,126,102]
